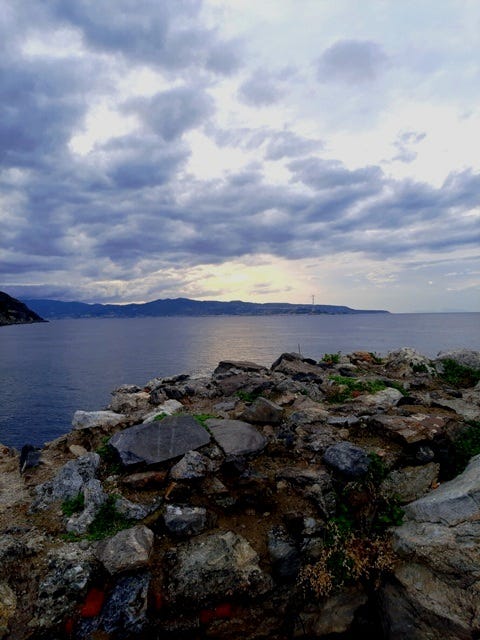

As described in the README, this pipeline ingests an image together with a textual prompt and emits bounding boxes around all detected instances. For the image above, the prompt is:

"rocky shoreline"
[1,347,480,639]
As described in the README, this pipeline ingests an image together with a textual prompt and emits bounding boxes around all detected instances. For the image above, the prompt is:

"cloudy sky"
[1,0,479,312]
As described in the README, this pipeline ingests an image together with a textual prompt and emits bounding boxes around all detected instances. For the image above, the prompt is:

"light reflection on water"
[0,313,478,448]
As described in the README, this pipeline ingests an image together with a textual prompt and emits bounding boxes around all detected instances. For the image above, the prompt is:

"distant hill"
[21,297,390,319]
[0,291,47,326]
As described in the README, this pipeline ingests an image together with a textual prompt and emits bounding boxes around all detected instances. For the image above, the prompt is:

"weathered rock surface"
[164,504,208,537]
[369,414,446,444]
[382,454,480,639]
[0,583,16,639]
[323,441,371,479]
[31,452,100,511]
[110,415,210,466]
[72,410,126,430]
[381,463,440,504]
[165,530,272,605]
[169,450,211,480]
[96,525,154,575]
[240,396,284,424]
[206,418,267,457]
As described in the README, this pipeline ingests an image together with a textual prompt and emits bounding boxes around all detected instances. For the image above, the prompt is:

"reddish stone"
[200,603,233,624]
[64,618,74,635]
[80,587,105,618]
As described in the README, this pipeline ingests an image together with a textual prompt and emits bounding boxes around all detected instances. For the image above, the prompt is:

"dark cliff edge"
[0,291,47,326]
[21,296,390,319]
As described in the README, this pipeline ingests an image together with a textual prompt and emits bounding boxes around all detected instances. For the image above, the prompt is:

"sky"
[1,0,479,313]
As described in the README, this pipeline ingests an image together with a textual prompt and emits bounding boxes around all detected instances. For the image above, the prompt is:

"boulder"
[164,504,208,537]
[72,410,126,430]
[271,352,324,382]
[435,349,480,371]
[369,414,446,445]
[267,526,300,581]
[31,453,100,511]
[240,397,283,424]
[109,416,210,467]
[384,348,435,377]
[0,583,16,639]
[206,419,267,457]
[214,360,268,375]
[354,387,403,409]
[296,585,368,637]
[35,544,97,629]
[66,478,107,535]
[382,454,480,639]
[381,463,440,504]
[76,573,150,639]
[96,525,154,575]
[109,391,151,415]
[165,530,272,605]
[169,450,211,480]
[142,399,184,423]
[323,442,371,479]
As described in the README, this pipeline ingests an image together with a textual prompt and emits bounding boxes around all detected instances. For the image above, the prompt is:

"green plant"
[61,493,85,517]
[452,420,480,474]
[235,390,260,403]
[366,452,388,485]
[194,413,216,434]
[439,359,480,388]
[326,375,388,403]
[96,438,122,475]
[369,352,384,365]
[322,352,341,365]
[86,495,131,540]
[153,412,167,421]
[373,497,404,532]
[412,362,429,374]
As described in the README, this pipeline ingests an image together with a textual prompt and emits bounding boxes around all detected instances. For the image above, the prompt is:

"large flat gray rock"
[205,419,266,456]
[110,415,210,467]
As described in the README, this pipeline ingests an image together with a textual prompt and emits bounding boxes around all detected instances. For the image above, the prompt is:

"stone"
[35,544,97,629]
[114,496,150,521]
[142,399,184,423]
[109,415,210,467]
[206,419,267,457]
[165,530,272,605]
[240,397,283,424]
[381,463,440,504]
[66,478,107,535]
[76,573,150,639]
[72,410,126,430]
[381,454,480,639]
[0,583,16,639]
[435,349,480,371]
[110,390,151,415]
[164,504,208,537]
[271,352,324,382]
[169,450,211,480]
[327,415,362,428]
[267,526,300,581]
[384,348,435,377]
[354,387,403,408]
[296,585,368,637]
[323,442,371,479]
[430,396,480,422]
[214,360,268,375]
[122,470,168,490]
[96,525,154,575]
[369,414,446,445]
[69,444,88,457]
[31,453,100,511]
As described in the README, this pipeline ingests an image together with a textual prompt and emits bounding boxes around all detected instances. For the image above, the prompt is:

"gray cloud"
[317,40,387,83]
[238,69,287,106]
[127,86,214,140]
[50,0,242,74]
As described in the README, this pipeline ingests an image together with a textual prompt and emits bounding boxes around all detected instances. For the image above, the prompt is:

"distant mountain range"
[0,291,46,326]
[21,297,390,319]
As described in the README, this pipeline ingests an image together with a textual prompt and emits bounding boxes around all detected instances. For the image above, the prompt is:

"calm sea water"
[1,313,478,449]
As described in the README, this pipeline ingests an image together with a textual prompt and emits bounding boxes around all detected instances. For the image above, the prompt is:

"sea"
[1,313,479,450]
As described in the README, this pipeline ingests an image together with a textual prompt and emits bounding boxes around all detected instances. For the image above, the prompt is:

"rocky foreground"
[1,347,480,639]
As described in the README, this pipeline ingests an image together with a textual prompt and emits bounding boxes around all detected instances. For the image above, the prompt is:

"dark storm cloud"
[0,58,93,168]
[317,40,387,83]
[50,0,242,74]
[126,86,214,140]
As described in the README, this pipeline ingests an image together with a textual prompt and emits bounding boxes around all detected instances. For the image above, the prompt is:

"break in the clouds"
[1,0,479,312]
